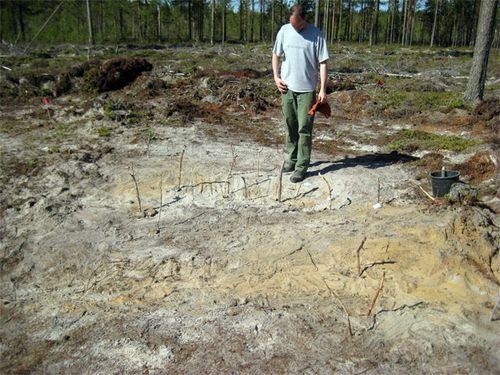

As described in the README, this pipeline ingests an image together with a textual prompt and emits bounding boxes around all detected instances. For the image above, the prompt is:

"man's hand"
[318,89,327,103]
[274,77,288,93]
[272,53,288,94]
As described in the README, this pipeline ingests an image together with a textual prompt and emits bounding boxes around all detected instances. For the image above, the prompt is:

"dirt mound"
[196,67,271,79]
[94,57,153,92]
[475,99,500,121]
[56,57,153,95]
[329,90,371,119]
[454,151,497,184]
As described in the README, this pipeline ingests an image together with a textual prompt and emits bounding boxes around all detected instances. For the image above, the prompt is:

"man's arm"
[318,60,328,103]
[272,53,288,93]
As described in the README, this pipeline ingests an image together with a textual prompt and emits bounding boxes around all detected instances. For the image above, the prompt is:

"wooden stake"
[357,236,367,276]
[490,290,500,321]
[323,278,353,337]
[157,175,163,234]
[129,163,142,216]
[177,147,185,190]
[146,129,153,158]
[241,176,248,199]
[413,181,435,201]
[257,148,263,177]
[377,177,381,203]
[320,174,333,209]
[367,271,386,316]
[277,161,285,202]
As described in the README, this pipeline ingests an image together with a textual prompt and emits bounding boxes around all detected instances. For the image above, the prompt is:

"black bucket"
[430,170,460,197]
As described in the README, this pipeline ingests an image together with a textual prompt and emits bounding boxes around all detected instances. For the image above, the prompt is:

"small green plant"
[98,126,111,137]
[103,102,113,119]
[382,89,408,108]
[48,146,61,154]
[56,123,66,138]
[421,92,464,110]
[26,158,39,173]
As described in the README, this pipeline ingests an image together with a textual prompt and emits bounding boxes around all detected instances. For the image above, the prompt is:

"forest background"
[1,0,499,49]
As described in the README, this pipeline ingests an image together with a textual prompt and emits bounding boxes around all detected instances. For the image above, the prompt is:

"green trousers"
[281,90,316,172]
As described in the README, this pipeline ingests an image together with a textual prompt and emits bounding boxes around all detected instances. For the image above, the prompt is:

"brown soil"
[454,151,497,184]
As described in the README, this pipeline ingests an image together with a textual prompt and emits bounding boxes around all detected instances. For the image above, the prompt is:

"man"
[272,4,329,183]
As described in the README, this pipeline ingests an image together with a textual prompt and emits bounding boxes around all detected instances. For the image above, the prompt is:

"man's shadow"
[308,151,418,176]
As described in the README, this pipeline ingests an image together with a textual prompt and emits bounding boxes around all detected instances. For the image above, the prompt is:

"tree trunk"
[157,4,161,42]
[346,0,352,41]
[251,0,255,42]
[196,1,203,42]
[315,0,320,27]
[211,0,215,45]
[401,0,407,45]
[222,0,226,47]
[324,0,329,39]
[280,0,283,25]
[338,0,343,41]
[409,0,416,45]
[17,3,26,42]
[360,0,366,42]
[119,6,124,41]
[331,0,336,42]
[464,0,498,103]
[188,0,192,41]
[86,0,95,45]
[240,0,245,41]
[260,0,264,42]
[430,0,439,47]
[369,0,379,45]
[271,0,275,43]
[99,0,104,38]
[470,0,481,46]
[389,0,395,44]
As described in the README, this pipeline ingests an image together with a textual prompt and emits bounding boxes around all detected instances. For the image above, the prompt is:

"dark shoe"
[290,170,306,183]
[283,161,295,173]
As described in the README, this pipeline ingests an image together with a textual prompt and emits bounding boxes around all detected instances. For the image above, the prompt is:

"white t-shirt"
[273,23,329,93]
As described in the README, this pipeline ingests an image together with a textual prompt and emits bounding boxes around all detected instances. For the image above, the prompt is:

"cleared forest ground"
[0,44,499,373]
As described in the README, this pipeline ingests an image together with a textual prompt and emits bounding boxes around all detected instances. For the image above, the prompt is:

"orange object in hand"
[308,99,331,118]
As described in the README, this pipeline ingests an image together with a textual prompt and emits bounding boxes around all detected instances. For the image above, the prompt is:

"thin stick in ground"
[257,148,263,177]
[276,160,285,202]
[156,174,163,234]
[357,236,367,276]
[490,290,500,321]
[146,128,154,158]
[129,163,143,216]
[322,278,353,337]
[225,145,238,196]
[241,176,248,199]
[377,177,381,203]
[177,147,185,190]
[320,174,333,209]
[367,271,386,316]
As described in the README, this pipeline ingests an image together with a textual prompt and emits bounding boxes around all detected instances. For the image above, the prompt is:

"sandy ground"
[1,92,499,374]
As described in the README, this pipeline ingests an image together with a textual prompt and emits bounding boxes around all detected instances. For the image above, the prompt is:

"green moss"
[82,66,101,93]
[387,130,480,152]
[56,123,66,138]
[377,89,465,112]
[98,127,111,137]
[26,158,39,174]
[421,92,464,109]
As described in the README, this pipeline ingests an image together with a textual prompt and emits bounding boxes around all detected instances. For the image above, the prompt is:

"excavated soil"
[1,45,499,374]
